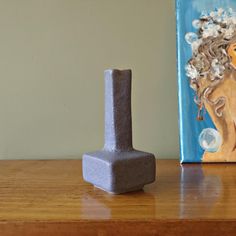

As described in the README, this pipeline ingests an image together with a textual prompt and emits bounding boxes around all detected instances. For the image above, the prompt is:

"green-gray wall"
[0,0,178,159]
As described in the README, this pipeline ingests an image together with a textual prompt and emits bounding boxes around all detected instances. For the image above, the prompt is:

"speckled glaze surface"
[82,69,156,194]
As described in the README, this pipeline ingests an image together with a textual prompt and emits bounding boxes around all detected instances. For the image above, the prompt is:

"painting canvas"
[176,0,236,162]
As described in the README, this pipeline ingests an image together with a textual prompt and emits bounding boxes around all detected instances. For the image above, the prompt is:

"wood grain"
[0,159,236,235]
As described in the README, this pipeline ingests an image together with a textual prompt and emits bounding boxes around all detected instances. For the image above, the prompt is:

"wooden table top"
[0,159,236,236]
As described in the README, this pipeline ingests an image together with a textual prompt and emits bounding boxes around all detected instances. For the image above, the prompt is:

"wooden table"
[0,159,236,236]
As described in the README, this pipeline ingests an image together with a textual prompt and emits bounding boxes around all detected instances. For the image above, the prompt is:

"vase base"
[82,149,156,194]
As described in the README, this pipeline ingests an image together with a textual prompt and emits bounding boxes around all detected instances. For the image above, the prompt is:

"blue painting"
[176,0,236,162]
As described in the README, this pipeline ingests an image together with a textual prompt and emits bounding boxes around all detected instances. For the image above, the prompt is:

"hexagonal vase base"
[82,150,156,194]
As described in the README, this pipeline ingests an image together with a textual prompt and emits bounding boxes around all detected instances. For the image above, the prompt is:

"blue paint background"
[176,0,236,162]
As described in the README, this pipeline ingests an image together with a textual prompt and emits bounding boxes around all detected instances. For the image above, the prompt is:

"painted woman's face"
[227,42,236,68]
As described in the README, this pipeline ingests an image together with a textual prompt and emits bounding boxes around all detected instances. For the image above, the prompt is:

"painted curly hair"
[185,8,236,120]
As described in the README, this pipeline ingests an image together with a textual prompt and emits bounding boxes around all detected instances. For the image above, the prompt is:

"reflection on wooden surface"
[180,164,222,218]
[0,159,235,235]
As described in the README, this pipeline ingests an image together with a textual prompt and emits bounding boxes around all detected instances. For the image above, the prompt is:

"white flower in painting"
[211,59,225,78]
[222,10,236,24]
[209,11,217,18]
[230,11,236,24]
[185,32,202,53]
[224,24,235,39]
[192,19,202,29]
[185,32,198,45]
[191,39,202,53]
[217,8,224,16]
[228,8,233,14]
[185,64,199,79]
[202,22,220,38]
[200,11,209,19]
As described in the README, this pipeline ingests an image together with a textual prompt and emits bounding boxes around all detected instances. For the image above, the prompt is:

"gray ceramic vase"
[82,69,156,194]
